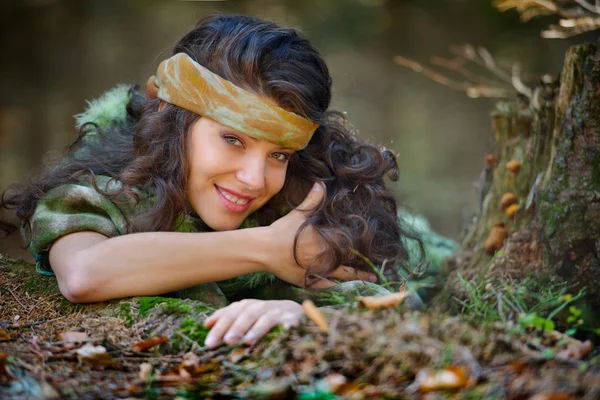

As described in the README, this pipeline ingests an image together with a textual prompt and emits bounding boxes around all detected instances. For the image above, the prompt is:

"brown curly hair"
[2,14,422,284]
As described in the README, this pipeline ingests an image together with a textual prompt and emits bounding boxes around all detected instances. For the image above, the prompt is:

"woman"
[2,14,422,348]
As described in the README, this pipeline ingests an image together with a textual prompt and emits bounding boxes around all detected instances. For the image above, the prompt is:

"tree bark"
[442,40,600,318]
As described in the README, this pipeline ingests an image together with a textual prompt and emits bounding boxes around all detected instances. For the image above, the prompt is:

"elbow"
[58,254,96,303]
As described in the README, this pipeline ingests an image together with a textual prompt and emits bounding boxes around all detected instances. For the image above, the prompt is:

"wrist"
[244,226,275,273]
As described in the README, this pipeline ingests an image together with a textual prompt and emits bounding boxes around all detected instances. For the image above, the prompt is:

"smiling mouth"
[215,185,254,213]
[216,186,252,204]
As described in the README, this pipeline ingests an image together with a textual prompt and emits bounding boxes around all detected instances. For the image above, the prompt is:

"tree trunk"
[441,39,600,321]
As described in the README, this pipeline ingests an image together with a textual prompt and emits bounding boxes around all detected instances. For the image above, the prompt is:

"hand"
[203,299,303,348]
[265,182,377,288]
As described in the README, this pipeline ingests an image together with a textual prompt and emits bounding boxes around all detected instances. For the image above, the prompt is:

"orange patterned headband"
[146,53,319,150]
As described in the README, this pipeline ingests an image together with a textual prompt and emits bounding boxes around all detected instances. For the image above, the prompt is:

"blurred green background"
[0,0,592,259]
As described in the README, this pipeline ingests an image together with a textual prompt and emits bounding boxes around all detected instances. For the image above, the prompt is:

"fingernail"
[204,337,217,348]
[311,182,323,192]
[242,334,256,345]
[224,333,241,344]
[369,275,378,283]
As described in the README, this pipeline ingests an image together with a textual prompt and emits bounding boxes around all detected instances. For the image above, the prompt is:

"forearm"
[62,228,272,302]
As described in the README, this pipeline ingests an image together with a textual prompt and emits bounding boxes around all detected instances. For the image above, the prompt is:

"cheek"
[188,140,227,187]
[266,164,288,196]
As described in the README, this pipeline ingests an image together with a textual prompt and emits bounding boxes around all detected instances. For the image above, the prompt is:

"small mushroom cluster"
[483,157,523,255]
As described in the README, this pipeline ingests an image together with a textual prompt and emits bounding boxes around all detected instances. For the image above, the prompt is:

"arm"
[50,227,273,303]
[49,182,375,303]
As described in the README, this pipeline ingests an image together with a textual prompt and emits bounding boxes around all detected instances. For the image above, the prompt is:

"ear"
[158,101,167,111]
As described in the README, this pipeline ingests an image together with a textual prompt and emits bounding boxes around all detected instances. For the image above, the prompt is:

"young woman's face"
[186,117,294,231]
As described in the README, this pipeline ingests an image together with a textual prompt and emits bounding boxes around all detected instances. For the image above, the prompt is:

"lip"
[216,186,257,201]
[215,185,254,214]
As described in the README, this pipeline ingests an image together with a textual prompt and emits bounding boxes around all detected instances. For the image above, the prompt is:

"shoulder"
[74,84,142,130]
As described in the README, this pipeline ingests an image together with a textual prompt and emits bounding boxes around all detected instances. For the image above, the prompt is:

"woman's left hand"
[203,299,303,348]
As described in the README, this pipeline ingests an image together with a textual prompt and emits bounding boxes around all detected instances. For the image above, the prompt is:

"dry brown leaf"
[0,329,10,342]
[413,365,473,392]
[227,347,249,364]
[132,336,168,352]
[74,343,114,366]
[357,291,409,310]
[302,300,329,333]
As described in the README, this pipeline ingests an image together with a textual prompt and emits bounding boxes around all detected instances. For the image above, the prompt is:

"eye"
[222,134,244,147]
[271,152,291,162]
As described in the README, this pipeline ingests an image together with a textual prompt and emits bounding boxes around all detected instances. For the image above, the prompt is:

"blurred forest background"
[0,0,596,260]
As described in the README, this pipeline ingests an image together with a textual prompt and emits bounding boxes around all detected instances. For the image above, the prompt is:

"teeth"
[218,188,249,205]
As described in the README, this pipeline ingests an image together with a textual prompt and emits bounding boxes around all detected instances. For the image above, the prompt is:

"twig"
[573,0,600,13]
[19,316,66,329]
[7,287,27,311]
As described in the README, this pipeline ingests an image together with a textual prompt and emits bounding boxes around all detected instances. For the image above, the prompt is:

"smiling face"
[186,117,294,231]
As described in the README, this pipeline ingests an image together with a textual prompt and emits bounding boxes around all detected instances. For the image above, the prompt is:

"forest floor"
[2,254,600,400]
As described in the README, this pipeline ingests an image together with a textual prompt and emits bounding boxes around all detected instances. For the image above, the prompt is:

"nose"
[236,153,266,192]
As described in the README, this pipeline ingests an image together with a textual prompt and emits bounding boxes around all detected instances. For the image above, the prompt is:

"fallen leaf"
[74,343,113,366]
[139,363,153,381]
[132,336,168,352]
[302,300,329,333]
[227,347,249,364]
[179,367,191,379]
[357,291,409,310]
[324,373,347,392]
[58,331,88,349]
[58,331,88,342]
[0,329,10,342]
[412,366,472,392]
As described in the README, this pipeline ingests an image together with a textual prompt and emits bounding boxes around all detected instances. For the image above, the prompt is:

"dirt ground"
[2,254,600,399]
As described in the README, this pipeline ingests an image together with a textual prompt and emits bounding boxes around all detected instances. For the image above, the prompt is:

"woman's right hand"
[264,182,377,288]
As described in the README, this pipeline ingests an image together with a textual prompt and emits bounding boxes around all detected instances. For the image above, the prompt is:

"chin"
[203,216,244,232]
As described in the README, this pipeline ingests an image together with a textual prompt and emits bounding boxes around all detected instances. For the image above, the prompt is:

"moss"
[138,296,193,317]
[171,317,211,351]
[265,325,285,342]
[117,302,136,327]
[22,276,59,295]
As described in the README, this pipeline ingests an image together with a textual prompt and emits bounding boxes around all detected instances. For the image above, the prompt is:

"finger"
[203,300,249,347]
[295,181,325,213]
[222,305,265,345]
[241,312,281,345]
[309,277,336,289]
[204,309,226,328]
[328,265,377,283]
[204,315,236,348]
